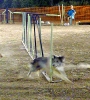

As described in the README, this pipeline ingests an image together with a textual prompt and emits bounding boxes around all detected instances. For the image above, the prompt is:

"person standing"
[67,5,76,25]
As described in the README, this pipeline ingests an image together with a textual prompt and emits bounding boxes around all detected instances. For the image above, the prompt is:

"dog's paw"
[27,72,30,77]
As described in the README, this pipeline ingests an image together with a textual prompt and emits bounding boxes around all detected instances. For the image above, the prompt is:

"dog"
[28,55,64,75]
[27,55,72,83]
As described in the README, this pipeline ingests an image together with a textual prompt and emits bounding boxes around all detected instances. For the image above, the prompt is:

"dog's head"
[52,55,65,67]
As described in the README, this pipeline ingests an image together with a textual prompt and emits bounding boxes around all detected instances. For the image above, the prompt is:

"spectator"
[67,5,76,25]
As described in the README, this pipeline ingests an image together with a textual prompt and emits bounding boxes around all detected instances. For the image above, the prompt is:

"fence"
[0,6,90,24]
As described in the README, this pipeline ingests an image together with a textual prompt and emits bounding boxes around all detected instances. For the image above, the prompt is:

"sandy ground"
[0,24,90,100]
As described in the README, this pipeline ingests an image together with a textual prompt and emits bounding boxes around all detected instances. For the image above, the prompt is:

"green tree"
[19,0,34,7]
[11,0,21,8]
[81,0,89,5]
[0,0,90,8]
[0,0,4,8]
[38,0,50,7]
[3,0,12,8]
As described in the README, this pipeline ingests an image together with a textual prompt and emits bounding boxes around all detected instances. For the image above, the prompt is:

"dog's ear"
[61,56,64,59]
[59,56,65,62]
[52,55,56,59]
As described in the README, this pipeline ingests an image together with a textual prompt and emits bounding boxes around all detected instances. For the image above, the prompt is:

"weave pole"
[22,12,45,59]
[22,12,34,60]
[38,18,44,57]
[60,4,64,25]
[58,5,61,24]
[28,14,30,52]
[22,12,26,45]
[28,14,33,55]
[41,23,54,82]
[50,23,53,82]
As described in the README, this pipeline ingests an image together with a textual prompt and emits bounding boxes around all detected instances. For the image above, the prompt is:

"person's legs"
[69,18,72,25]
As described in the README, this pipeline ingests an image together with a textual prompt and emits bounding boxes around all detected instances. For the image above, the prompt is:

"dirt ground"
[0,24,90,100]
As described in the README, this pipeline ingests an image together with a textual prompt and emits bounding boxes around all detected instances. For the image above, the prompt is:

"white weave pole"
[58,5,61,24]
[42,23,54,82]
[50,23,53,82]
[28,14,30,52]
[61,4,64,25]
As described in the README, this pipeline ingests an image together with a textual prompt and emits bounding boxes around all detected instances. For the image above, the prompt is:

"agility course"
[0,5,90,100]
[0,23,90,100]
[21,8,90,83]
[22,12,71,83]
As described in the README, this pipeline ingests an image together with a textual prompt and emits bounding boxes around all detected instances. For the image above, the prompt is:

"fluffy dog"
[27,55,72,83]
[28,55,64,75]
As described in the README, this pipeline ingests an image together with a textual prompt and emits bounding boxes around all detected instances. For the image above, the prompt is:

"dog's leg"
[27,70,32,76]
[53,66,72,83]
[36,70,40,77]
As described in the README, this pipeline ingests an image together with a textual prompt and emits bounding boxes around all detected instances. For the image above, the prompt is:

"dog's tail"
[64,63,90,71]
[53,67,72,83]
